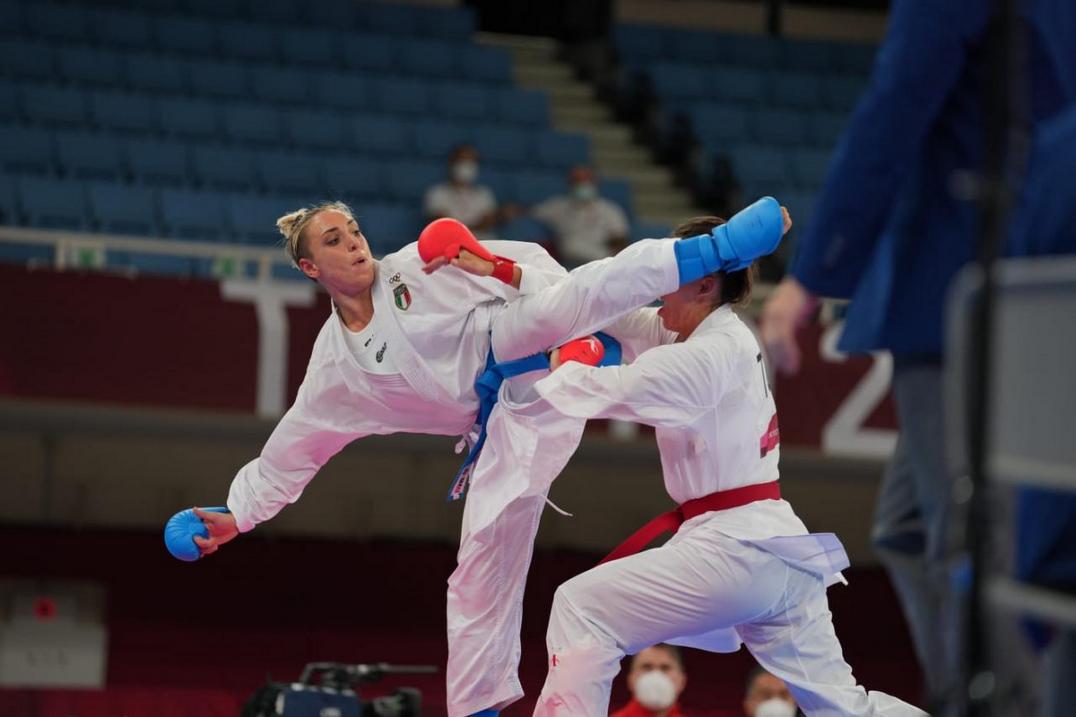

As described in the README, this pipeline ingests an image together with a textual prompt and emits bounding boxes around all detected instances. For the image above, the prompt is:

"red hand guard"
[418,218,494,263]
[557,335,605,367]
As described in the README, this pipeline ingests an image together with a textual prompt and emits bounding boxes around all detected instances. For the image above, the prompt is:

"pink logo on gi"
[759,414,780,458]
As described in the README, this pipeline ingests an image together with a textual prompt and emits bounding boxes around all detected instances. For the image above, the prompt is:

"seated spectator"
[610,643,687,717]
[532,165,630,266]
[423,144,498,237]
[743,666,797,717]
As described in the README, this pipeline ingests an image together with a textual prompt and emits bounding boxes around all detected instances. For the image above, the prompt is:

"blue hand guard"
[674,196,784,284]
[164,506,230,562]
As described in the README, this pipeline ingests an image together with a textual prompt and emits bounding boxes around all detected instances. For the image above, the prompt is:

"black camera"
[242,661,435,717]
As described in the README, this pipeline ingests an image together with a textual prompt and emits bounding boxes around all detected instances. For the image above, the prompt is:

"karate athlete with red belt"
[531,215,929,717]
[164,198,790,717]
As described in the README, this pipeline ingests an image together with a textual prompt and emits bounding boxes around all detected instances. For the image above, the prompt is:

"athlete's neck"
[333,288,375,332]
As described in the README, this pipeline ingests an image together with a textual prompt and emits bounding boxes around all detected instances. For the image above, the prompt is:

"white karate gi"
[530,306,928,717]
[224,238,682,716]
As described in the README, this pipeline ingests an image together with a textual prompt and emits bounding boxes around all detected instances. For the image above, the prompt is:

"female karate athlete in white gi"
[530,216,929,717]
[183,199,790,717]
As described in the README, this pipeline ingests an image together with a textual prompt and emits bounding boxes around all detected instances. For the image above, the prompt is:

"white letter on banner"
[220,280,316,418]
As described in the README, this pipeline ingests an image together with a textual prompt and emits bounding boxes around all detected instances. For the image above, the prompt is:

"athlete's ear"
[299,257,319,280]
[697,275,719,302]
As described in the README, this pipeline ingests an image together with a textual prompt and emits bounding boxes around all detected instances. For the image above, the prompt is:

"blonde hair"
[277,200,356,269]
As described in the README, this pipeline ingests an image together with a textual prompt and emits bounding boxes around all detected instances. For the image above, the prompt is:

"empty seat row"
[648,62,867,111]
[727,144,833,194]
[2,174,425,252]
[615,23,876,75]
[0,0,476,43]
[689,105,849,149]
[1,82,552,136]
[0,35,512,86]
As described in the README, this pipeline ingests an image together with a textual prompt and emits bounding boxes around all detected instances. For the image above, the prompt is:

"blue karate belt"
[447,332,622,501]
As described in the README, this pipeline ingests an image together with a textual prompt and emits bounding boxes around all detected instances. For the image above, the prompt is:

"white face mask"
[572,182,598,201]
[451,160,478,184]
[755,697,797,717]
[634,670,677,711]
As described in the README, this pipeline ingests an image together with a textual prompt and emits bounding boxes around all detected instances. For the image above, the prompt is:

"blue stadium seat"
[535,131,589,169]
[432,83,490,121]
[0,81,17,122]
[384,160,442,202]
[139,0,184,12]
[228,193,313,245]
[809,111,848,148]
[750,108,811,147]
[90,90,157,135]
[397,39,458,79]
[321,156,384,201]
[477,126,529,167]
[341,32,394,73]
[789,148,832,189]
[309,0,361,30]
[124,54,188,94]
[248,0,304,24]
[459,45,512,84]
[821,75,867,112]
[709,67,768,105]
[89,181,158,235]
[92,9,155,51]
[223,103,281,145]
[21,85,87,128]
[256,150,323,196]
[0,242,53,265]
[0,39,55,81]
[634,221,673,241]
[250,67,311,104]
[160,188,226,240]
[614,25,666,64]
[312,72,370,111]
[356,203,421,255]
[282,109,346,151]
[126,138,189,186]
[649,63,708,101]
[781,190,817,233]
[216,21,279,63]
[366,3,421,36]
[834,43,877,75]
[158,97,219,139]
[600,179,634,217]
[56,130,125,181]
[690,104,751,146]
[17,176,88,230]
[185,0,245,20]
[498,216,550,243]
[349,115,411,157]
[511,169,564,206]
[0,125,53,173]
[724,34,781,69]
[410,119,471,159]
[56,47,123,89]
[374,77,431,115]
[770,72,823,110]
[24,3,89,43]
[111,251,196,277]
[154,17,216,56]
[192,145,258,191]
[279,28,339,68]
[0,1,23,38]
[667,30,724,65]
[417,6,475,40]
[781,40,837,73]
[479,167,513,203]
[0,172,17,224]
[494,87,549,127]
[730,145,792,196]
[188,60,249,100]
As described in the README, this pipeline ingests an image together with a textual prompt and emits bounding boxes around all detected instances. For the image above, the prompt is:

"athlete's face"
[299,210,376,295]
[657,275,718,338]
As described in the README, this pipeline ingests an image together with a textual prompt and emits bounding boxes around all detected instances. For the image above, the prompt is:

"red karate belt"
[599,481,782,564]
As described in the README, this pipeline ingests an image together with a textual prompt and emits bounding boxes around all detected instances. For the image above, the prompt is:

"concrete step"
[551,104,613,125]
[541,82,596,104]
[514,63,575,87]
[634,194,699,216]
[592,151,663,175]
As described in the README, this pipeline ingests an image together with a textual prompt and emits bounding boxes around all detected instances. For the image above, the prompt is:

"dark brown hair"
[672,216,756,306]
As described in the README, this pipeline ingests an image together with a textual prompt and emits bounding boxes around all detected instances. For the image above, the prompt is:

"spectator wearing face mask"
[610,644,687,717]
[743,667,798,717]
[424,144,499,237]
[531,165,630,267]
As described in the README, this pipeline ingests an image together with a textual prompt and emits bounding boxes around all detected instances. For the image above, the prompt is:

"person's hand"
[192,507,238,557]
[421,248,493,277]
[780,206,792,236]
[760,277,818,375]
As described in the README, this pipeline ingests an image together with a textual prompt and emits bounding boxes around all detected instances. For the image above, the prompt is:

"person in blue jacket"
[760,1,1075,712]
